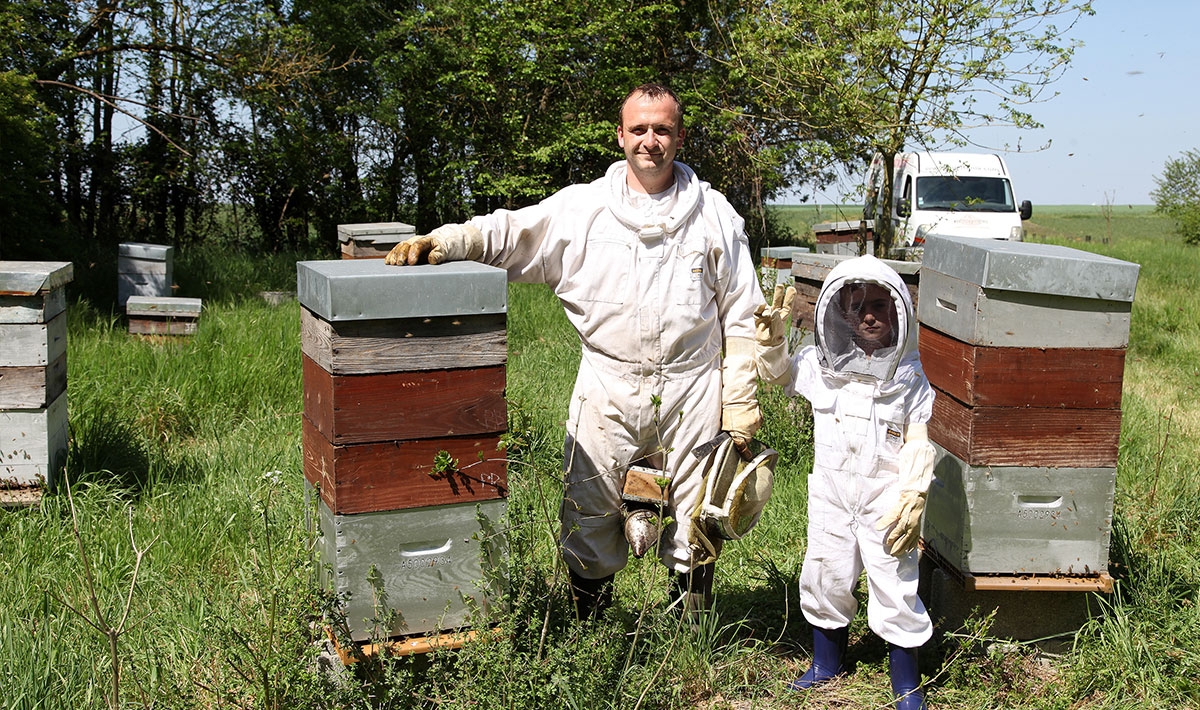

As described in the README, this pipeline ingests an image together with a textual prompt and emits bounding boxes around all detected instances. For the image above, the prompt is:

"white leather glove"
[876,422,936,556]
[384,223,485,266]
[754,284,795,386]
[721,336,762,460]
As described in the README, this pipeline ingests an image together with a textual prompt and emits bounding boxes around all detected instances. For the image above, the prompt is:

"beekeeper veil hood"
[814,255,916,383]
[690,434,778,562]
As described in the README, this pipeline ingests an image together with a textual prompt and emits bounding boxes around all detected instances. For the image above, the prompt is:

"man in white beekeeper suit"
[384,84,766,619]
[755,255,937,710]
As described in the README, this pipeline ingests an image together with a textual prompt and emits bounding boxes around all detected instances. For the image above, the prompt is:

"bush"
[1151,149,1200,245]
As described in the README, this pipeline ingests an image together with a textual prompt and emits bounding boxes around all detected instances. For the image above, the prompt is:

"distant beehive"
[0,262,73,496]
[118,243,173,306]
[811,220,874,256]
[758,245,810,291]
[297,259,508,642]
[337,222,416,260]
[917,234,1140,578]
[126,296,202,336]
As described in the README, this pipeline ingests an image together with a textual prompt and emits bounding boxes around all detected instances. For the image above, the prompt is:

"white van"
[863,152,1033,250]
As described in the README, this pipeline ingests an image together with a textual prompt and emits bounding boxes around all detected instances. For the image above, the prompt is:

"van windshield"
[915,176,1015,212]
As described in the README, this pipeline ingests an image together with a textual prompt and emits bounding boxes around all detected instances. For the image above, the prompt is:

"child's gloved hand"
[876,423,936,556]
[878,489,927,556]
[754,284,796,347]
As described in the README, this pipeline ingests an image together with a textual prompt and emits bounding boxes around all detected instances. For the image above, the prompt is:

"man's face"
[840,283,896,354]
[617,93,685,192]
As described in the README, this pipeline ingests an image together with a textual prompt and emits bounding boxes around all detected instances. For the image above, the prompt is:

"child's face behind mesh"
[840,283,896,355]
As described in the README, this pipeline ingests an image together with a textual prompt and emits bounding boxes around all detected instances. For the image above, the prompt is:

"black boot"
[888,643,927,710]
[788,625,848,691]
[569,570,614,621]
[669,563,715,617]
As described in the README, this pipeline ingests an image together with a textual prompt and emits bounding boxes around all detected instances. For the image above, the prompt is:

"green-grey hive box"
[918,234,1140,348]
[118,242,174,306]
[311,487,507,641]
[0,262,72,490]
[922,443,1116,576]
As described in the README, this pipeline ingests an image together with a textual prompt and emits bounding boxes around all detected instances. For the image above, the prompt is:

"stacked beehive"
[917,234,1140,634]
[1,262,73,502]
[298,259,509,644]
[118,242,173,306]
[338,222,417,260]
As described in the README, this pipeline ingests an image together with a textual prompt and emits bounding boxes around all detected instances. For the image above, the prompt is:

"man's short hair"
[618,84,685,127]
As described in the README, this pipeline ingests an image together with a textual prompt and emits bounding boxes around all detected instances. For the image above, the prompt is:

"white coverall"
[469,161,764,578]
[760,255,935,648]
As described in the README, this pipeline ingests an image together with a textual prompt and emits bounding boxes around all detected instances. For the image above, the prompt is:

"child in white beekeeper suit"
[755,254,936,710]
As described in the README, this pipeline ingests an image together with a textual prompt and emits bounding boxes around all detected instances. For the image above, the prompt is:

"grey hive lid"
[0,261,74,295]
[336,222,417,244]
[922,234,1140,302]
[760,246,796,259]
[125,296,202,315]
[118,242,174,260]
[296,259,507,321]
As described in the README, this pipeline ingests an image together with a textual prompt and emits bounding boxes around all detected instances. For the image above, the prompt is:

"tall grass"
[1,211,1198,709]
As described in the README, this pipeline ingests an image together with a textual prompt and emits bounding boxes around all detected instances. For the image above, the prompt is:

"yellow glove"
[384,223,484,266]
[876,423,936,556]
[722,336,761,460]
[754,284,795,347]
[754,284,796,386]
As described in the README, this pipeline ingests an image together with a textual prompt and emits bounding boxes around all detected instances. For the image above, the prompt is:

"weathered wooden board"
[923,443,1115,575]
[303,416,506,514]
[929,386,1120,468]
[0,393,68,488]
[341,241,402,259]
[919,326,1126,409]
[327,627,487,663]
[302,354,507,445]
[128,317,198,336]
[312,490,507,641]
[0,354,67,409]
[0,314,67,367]
[0,290,67,324]
[301,307,506,375]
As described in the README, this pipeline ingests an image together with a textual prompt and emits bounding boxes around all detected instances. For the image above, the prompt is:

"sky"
[801,1,1199,207]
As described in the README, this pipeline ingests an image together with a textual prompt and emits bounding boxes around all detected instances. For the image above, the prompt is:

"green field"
[1,207,1197,709]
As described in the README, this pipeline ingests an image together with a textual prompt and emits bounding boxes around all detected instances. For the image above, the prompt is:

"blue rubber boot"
[787,625,848,691]
[888,644,927,710]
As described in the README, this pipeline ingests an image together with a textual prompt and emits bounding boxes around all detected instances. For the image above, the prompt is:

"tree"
[1152,149,1200,246]
[715,0,1094,255]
